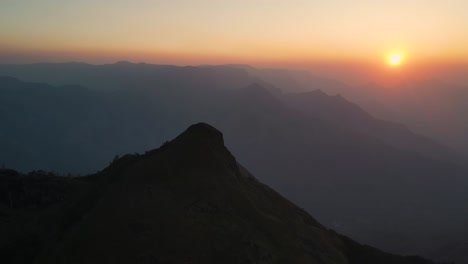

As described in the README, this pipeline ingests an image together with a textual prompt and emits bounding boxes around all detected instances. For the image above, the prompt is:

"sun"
[387,53,403,66]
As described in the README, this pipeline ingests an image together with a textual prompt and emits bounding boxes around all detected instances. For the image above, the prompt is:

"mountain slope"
[209,85,468,262]
[282,90,459,162]
[0,123,436,264]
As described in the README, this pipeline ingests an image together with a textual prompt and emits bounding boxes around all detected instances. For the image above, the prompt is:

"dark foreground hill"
[0,123,435,264]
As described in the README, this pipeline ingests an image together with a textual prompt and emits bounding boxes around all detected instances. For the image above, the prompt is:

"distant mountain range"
[1,62,467,155]
[0,123,438,264]
[0,62,467,263]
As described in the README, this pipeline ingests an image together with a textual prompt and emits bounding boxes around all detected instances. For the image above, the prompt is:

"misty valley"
[0,63,467,263]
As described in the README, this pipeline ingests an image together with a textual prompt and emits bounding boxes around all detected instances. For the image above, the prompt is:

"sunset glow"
[388,53,403,66]
[0,0,467,85]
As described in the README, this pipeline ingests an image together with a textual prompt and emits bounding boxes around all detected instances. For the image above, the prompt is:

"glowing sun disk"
[388,53,403,66]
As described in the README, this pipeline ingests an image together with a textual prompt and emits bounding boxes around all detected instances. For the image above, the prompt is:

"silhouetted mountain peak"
[105,123,229,176]
[131,122,241,181]
[173,122,225,147]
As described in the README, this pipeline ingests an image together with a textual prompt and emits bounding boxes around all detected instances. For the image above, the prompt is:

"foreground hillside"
[0,123,435,264]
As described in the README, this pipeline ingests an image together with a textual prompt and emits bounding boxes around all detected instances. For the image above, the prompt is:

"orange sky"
[1,0,467,84]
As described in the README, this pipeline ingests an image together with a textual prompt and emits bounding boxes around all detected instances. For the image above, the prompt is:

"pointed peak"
[186,123,223,139]
[175,123,225,147]
[104,123,226,175]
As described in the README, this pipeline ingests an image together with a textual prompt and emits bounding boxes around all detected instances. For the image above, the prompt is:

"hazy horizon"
[2,0,468,85]
[2,1,468,65]
[1,59,467,87]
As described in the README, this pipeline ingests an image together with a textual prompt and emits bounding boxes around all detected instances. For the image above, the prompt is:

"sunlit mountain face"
[1,1,467,264]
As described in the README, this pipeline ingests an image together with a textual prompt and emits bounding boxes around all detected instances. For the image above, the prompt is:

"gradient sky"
[1,0,468,66]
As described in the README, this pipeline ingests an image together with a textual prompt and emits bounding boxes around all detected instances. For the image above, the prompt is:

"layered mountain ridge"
[1,63,467,262]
